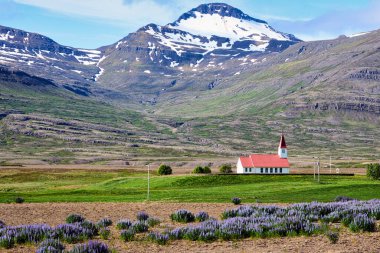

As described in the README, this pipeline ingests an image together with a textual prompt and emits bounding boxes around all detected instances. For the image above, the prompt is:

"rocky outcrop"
[349,69,380,81]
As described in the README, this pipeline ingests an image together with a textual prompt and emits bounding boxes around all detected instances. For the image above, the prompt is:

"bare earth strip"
[0,203,380,253]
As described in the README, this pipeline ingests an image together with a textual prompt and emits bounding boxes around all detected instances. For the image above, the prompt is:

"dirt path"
[0,202,379,253]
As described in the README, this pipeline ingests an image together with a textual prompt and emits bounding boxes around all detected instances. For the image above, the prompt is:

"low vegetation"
[1,200,380,251]
[367,163,380,180]
[157,164,172,175]
[195,211,210,222]
[170,210,195,223]
[1,169,380,203]
[325,231,339,244]
[231,197,242,205]
[192,166,211,174]
[219,164,232,173]
[15,197,24,204]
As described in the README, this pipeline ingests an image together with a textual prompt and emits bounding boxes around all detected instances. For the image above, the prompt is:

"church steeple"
[278,134,288,158]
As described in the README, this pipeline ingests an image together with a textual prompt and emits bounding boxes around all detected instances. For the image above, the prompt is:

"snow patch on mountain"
[347,31,370,38]
[142,4,298,58]
[75,49,102,65]
[95,55,107,81]
[0,31,15,41]
[169,11,289,42]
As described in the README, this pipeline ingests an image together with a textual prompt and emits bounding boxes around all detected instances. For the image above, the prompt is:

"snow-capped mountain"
[96,3,301,98]
[106,3,300,60]
[0,25,101,95]
[0,3,301,100]
[167,3,298,52]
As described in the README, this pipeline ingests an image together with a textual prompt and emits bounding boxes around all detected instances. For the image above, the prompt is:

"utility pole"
[330,156,332,174]
[313,159,316,180]
[146,164,150,201]
[317,157,320,183]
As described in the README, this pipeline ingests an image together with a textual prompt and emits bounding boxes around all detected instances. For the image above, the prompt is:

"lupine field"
[0,199,380,252]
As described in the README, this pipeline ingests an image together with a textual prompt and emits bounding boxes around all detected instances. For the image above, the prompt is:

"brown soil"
[0,202,379,253]
[0,164,367,176]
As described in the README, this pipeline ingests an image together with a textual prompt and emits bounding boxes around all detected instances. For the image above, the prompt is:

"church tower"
[278,134,288,158]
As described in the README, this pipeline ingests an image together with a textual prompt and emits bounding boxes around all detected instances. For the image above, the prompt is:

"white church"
[236,134,290,174]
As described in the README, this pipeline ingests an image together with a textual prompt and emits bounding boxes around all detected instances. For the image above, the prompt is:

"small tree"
[367,163,380,180]
[193,166,204,174]
[157,164,172,175]
[203,166,211,174]
[219,164,232,173]
[192,166,211,174]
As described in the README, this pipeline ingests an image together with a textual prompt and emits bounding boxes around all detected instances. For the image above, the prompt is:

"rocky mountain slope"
[96,3,300,103]
[0,25,101,96]
[154,29,380,118]
[0,3,379,162]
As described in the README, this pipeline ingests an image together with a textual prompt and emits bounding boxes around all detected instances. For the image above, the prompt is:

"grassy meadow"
[1,168,380,203]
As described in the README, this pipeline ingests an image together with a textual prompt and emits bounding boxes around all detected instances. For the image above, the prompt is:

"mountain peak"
[173,3,267,25]
[166,2,292,44]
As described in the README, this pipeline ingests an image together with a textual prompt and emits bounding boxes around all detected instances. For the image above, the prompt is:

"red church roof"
[240,156,254,167]
[239,154,289,168]
[279,134,287,148]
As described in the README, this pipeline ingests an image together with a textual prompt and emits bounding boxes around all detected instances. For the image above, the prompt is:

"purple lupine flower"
[137,211,149,221]
[195,211,209,222]
[116,219,132,230]
[70,240,109,253]
[147,232,169,245]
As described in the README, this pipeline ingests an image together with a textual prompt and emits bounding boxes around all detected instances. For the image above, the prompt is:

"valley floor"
[0,202,379,253]
[0,167,379,203]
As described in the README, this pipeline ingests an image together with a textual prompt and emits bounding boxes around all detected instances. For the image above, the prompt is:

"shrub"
[334,196,357,202]
[341,215,353,227]
[120,229,135,242]
[80,221,99,236]
[192,166,211,174]
[131,221,149,233]
[367,163,380,180]
[54,223,95,243]
[36,246,63,253]
[198,231,217,242]
[168,227,185,240]
[0,235,14,249]
[99,228,110,240]
[97,218,112,227]
[349,214,376,232]
[116,220,132,230]
[325,231,339,244]
[203,166,211,174]
[15,197,24,204]
[69,240,109,253]
[193,166,204,174]
[11,224,53,244]
[36,239,65,253]
[66,214,85,224]
[147,232,169,245]
[147,217,160,227]
[219,164,232,173]
[137,211,149,221]
[170,210,195,223]
[231,197,241,205]
[195,211,209,222]
[157,164,172,175]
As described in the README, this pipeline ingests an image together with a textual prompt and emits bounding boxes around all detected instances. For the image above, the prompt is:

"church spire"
[278,134,288,158]
[279,134,287,148]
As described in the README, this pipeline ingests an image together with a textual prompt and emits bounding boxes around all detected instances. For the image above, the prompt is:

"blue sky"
[1,0,379,49]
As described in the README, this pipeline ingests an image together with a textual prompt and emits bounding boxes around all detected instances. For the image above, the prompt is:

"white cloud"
[271,0,380,41]
[13,0,259,27]
[14,0,177,27]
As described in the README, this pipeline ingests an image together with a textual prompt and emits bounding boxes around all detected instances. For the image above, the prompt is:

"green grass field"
[1,169,380,203]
